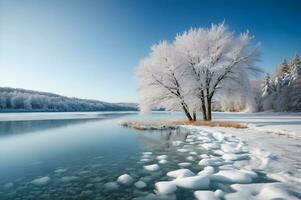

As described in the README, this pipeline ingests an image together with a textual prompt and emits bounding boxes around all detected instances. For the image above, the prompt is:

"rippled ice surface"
[0,112,276,199]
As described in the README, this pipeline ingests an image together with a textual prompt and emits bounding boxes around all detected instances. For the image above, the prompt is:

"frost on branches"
[260,54,301,112]
[136,22,260,121]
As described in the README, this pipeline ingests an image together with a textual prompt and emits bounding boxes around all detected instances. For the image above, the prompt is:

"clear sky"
[0,0,300,102]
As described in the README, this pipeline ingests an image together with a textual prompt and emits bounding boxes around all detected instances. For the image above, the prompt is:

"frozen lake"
[0,112,299,199]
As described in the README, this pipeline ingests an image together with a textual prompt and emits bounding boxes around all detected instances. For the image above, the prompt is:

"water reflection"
[0,112,133,137]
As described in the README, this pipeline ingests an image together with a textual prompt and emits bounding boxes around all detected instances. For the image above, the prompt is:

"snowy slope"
[0,87,138,112]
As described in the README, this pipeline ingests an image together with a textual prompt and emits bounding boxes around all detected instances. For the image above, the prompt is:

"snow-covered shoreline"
[121,117,301,199]
[122,124,301,199]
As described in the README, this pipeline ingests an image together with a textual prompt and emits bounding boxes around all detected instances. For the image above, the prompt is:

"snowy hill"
[0,87,138,112]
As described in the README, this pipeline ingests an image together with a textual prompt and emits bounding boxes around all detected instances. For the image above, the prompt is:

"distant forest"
[0,87,138,112]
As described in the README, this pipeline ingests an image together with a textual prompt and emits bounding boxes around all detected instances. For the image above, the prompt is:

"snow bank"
[225,182,299,200]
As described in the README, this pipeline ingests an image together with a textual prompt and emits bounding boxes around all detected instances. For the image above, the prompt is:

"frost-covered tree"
[136,41,194,120]
[260,54,301,112]
[137,23,260,121]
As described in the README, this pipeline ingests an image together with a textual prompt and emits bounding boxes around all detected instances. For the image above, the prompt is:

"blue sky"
[0,0,300,102]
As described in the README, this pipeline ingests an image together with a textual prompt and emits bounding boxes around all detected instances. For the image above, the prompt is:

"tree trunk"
[181,103,193,121]
[201,91,207,120]
[207,97,212,121]
[193,112,196,121]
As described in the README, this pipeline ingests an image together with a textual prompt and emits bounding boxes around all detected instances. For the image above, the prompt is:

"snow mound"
[140,158,153,163]
[144,164,160,171]
[225,182,299,200]
[133,193,176,200]
[177,148,189,153]
[157,155,168,160]
[31,176,50,186]
[186,156,195,161]
[155,181,177,195]
[194,191,219,200]
[178,162,191,167]
[134,180,147,189]
[202,142,221,150]
[167,169,195,178]
[198,166,215,176]
[117,174,134,186]
[159,159,168,164]
[198,158,223,166]
[222,153,249,161]
[173,174,210,190]
[211,169,255,183]
[172,141,183,146]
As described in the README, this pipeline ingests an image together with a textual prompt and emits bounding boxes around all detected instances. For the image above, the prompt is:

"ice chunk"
[167,169,195,178]
[198,158,223,166]
[186,156,195,161]
[157,155,168,160]
[211,170,254,183]
[173,174,210,190]
[222,153,249,161]
[117,174,134,186]
[202,142,220,150]
[159,159,168,164]
[134,180,147,189]
[189,151,198,155]
[144,164,160,171]
[142,152,153,155]
[178,162,191,167]
[198,166,214,176]
[31,176,50,186]
[172,141,183,147]
[199,154,209,159]
[155,181,177,195]
[140,158,153,163]
[177,148,189,153]
[194,191,218,200]
[133,193,176,200]
[215,189,224,198]
[104,182,119,191]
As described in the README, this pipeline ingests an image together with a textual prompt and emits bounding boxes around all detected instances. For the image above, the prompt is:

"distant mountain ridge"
[0,87,138,112]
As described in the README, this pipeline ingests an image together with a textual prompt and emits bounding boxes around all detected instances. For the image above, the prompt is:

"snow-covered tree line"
[0,87,138,112]
[257,54,301,112]
[137,23,260,121]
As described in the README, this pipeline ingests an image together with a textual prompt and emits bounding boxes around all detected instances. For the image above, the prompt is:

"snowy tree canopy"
[0,87,138,112]
[137,22,261,121]
[260,54,301,112]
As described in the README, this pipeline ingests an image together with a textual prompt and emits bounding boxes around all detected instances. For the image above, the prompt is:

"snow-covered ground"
[214,112,301,139]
